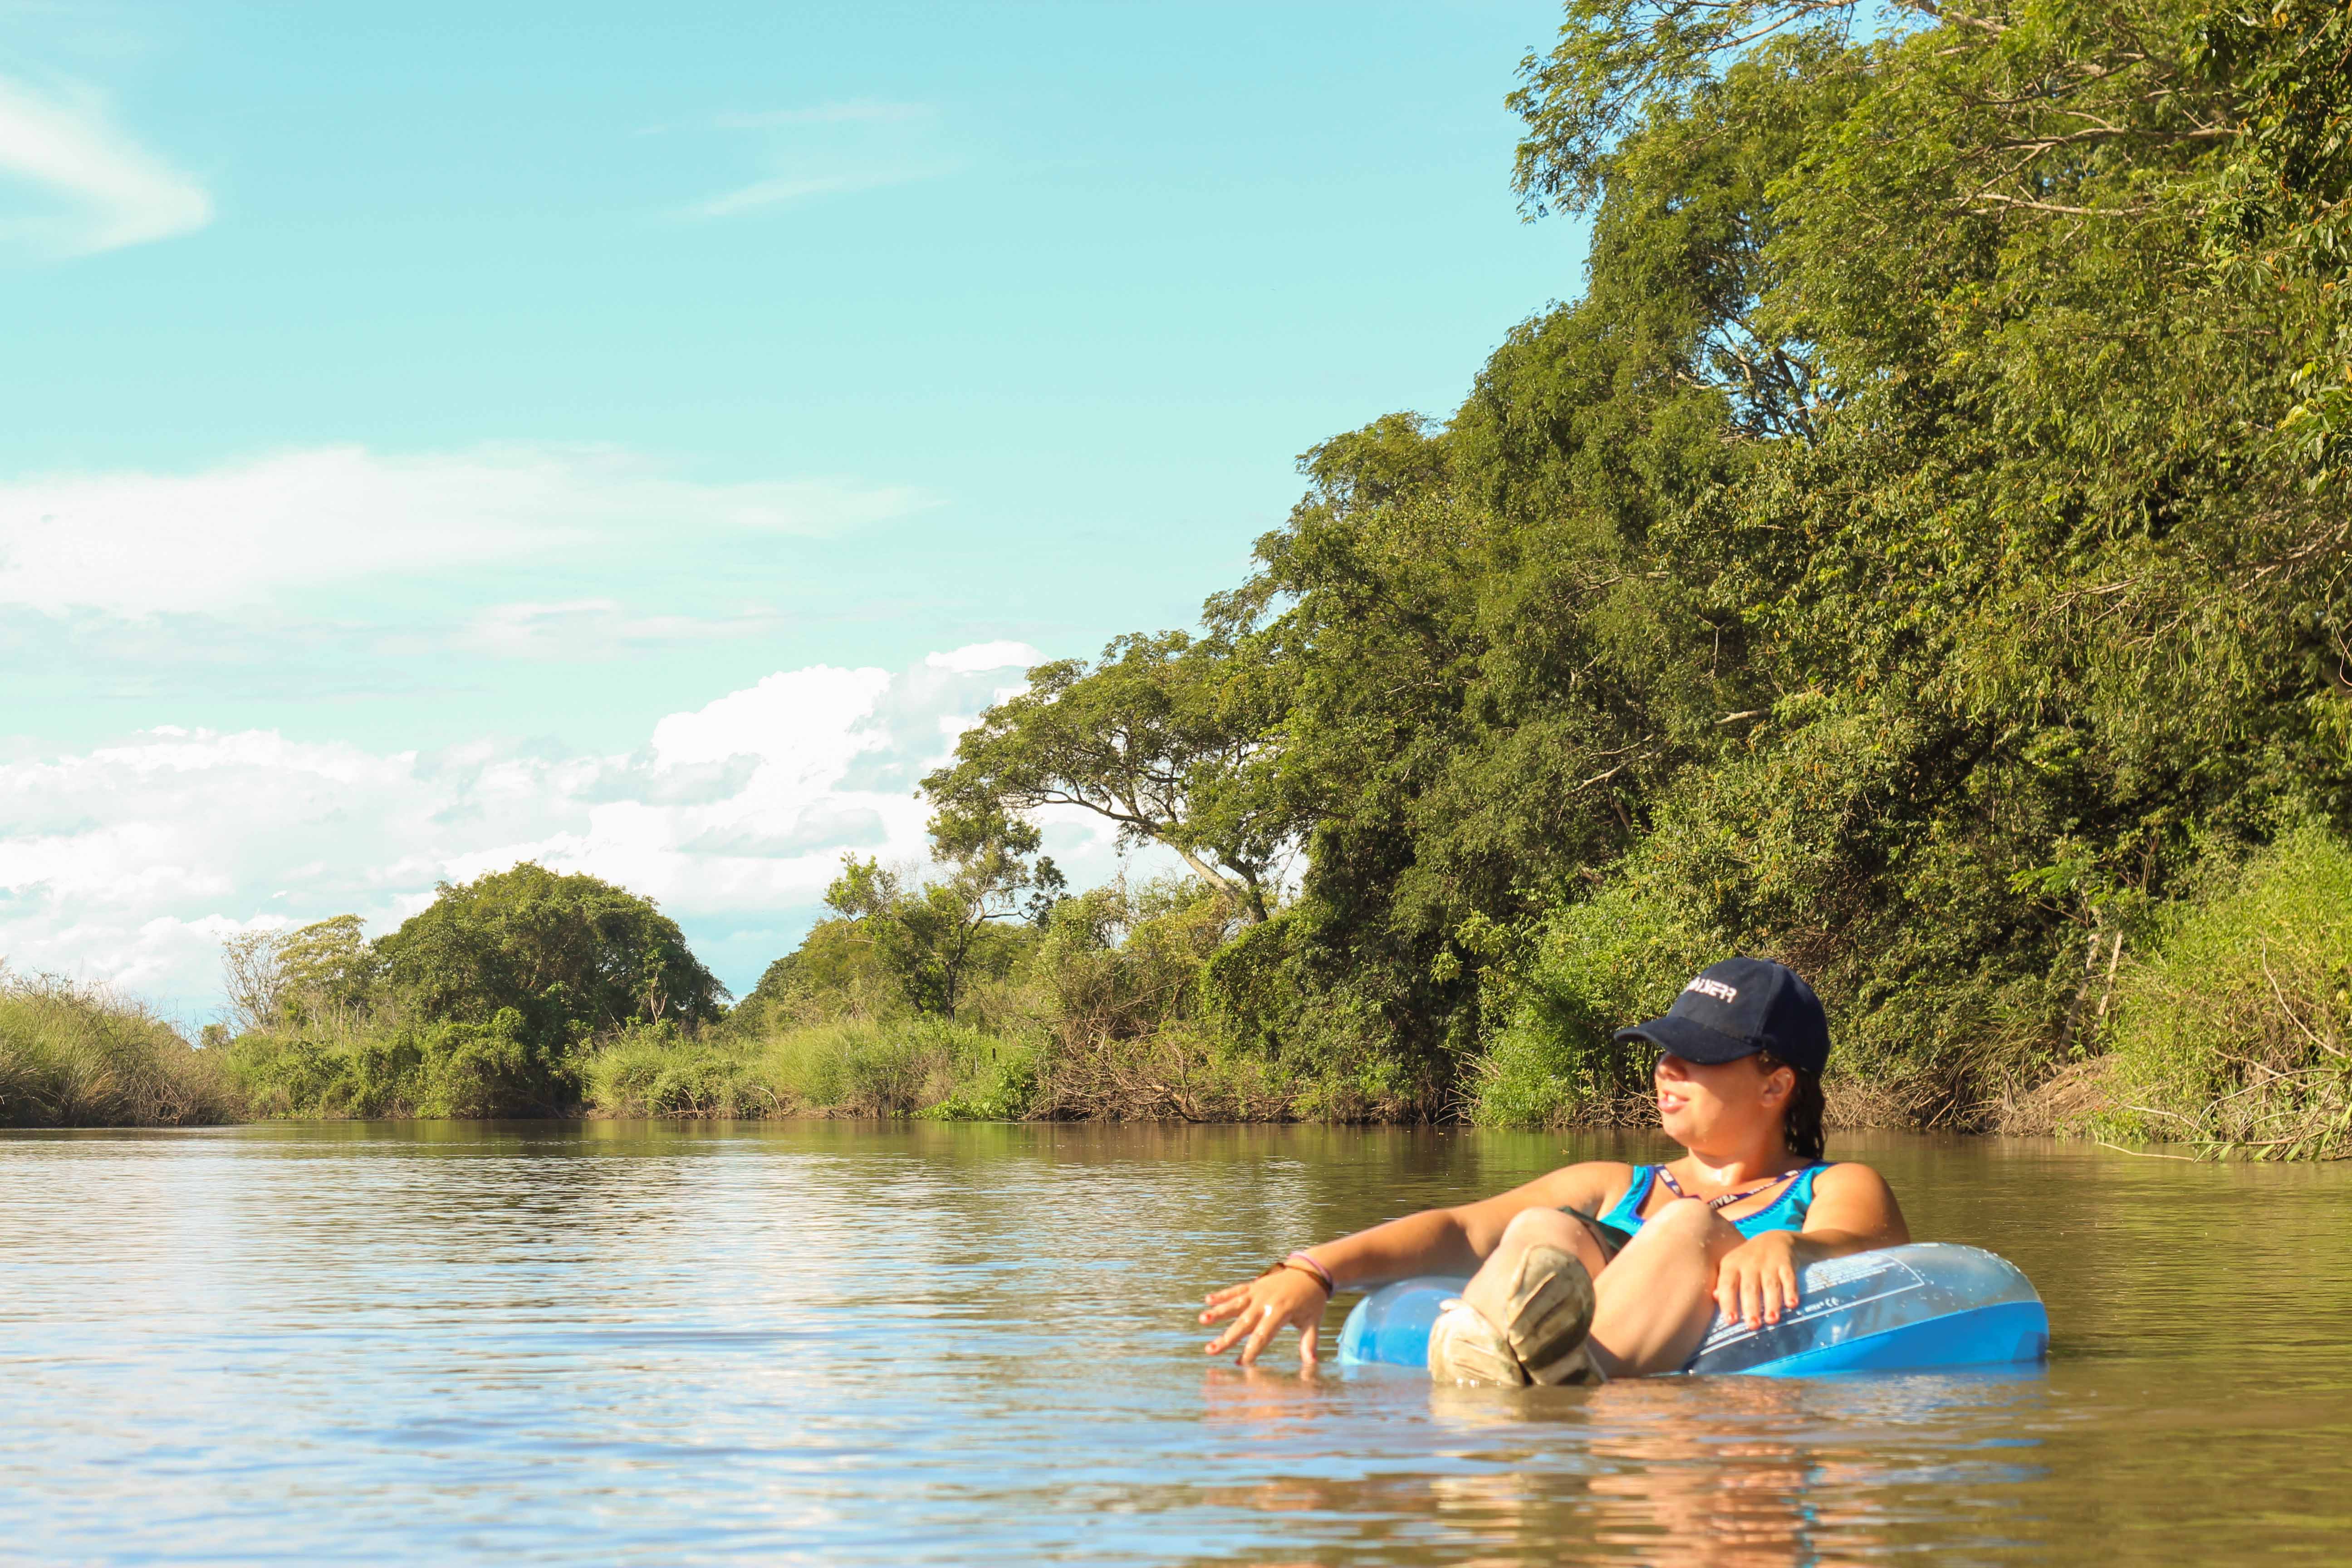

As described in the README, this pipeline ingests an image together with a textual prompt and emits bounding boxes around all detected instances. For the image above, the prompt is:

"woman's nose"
[1654,1054,1690,1081]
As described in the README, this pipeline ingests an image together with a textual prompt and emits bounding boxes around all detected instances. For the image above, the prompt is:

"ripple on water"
[2,1122,2349,1565]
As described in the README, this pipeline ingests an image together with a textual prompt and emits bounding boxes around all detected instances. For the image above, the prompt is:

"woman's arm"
[1712,1162,1910,1329]
[1199,1162,1632,1368]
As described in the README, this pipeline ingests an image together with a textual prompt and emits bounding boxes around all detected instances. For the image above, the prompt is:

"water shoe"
[1426,1244,1602,1387]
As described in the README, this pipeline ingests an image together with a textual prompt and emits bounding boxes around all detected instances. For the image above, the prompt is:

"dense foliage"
[936,0,2352,1135]
[223,865,725,1118]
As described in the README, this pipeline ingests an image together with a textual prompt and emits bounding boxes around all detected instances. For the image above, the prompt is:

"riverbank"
[0,976,241,1129]
[11,824,2345,1153]
[0,964,2316,1155]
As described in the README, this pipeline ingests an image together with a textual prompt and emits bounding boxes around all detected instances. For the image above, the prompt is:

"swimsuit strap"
[1593,1165,1659,1234]
[1654,1163,1810,1211]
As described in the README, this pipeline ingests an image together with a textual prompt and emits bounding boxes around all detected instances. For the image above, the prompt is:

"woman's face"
[1655,1052,1789,1155]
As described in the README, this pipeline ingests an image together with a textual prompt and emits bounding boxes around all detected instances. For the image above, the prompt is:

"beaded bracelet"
[1280,1250,1335,1294]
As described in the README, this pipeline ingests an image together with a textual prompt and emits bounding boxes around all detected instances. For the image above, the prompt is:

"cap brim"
[1612,1012,1762,1064]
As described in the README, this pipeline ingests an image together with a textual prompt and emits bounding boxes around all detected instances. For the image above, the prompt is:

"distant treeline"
[9,0,2350,1155]
[1,861,1284,1130]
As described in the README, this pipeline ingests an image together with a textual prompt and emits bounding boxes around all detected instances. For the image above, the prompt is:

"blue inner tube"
[1335,1242,2048,1377]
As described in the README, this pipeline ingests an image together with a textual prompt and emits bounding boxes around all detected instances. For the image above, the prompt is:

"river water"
[3,1122,2348,1564]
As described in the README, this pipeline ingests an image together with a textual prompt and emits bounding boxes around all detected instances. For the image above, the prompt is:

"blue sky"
[0,1,1589,1013]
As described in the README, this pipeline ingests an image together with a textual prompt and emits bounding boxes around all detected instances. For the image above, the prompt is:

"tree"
[727,918,900,1034]
[220,914,382,1033]
[922,631,1292,922]
[375,863,725,1047]
[823,814,1063,1016]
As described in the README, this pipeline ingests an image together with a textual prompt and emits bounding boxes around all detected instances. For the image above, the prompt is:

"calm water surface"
[3,1122,2349,1564]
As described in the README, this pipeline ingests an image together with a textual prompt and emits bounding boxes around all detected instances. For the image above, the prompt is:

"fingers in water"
[1239,1303,1284,1366]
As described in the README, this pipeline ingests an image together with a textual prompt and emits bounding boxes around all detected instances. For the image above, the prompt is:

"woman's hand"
[1713,1230,1803,1329]
[1200,1266,1331,1369]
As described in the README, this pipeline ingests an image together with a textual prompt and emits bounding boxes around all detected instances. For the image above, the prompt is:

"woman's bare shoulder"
[1808,1161,1910,1241]
[1526,1159,1640,1211]
[1813,1160,1896,1195]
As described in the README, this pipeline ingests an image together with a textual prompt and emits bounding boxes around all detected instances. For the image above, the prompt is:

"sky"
[0,0,1591,1019]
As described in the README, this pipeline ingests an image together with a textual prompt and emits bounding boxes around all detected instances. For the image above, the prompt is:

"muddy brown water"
[3,1122,2347,1564]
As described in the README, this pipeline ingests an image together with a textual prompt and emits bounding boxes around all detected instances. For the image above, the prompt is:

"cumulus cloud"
[0,642,1120,1017]
[0,74,211,256]
[0,444,932,618]
[927,640,1040,674]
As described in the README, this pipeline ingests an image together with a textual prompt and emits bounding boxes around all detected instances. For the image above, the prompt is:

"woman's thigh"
[1460,1206,1613,1321]
[1588,1200,1744,1377]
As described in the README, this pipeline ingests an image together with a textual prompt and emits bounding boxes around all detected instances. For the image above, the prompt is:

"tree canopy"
[923,632,1292,920]
[376,863,726,1045]
[924,0,2352,1122]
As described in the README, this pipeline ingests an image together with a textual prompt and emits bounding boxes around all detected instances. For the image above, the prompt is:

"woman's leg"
[1458,1206,1612,1325]
[1584,1198,1744,1377]
[1429,1207,1610,1385]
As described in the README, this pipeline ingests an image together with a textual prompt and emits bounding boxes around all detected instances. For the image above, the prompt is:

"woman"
[1200,957,1909,1384]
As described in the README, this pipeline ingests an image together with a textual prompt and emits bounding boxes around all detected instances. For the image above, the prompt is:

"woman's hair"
[1758,1050,1826,1161]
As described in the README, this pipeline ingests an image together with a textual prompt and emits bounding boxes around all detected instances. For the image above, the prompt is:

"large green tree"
[376,863,725,1047]
[1114,0,2350,1120]
[923,632,1292,921]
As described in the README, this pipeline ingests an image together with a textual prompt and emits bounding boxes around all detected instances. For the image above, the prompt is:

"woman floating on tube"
[1200,958,1910,1384]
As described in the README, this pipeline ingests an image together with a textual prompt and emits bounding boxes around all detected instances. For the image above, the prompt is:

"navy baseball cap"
[1612,957,1830,1076]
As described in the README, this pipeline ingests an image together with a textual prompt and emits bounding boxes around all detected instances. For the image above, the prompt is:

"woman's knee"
[1499,1207,1583,1250]
[1492,1206,1610,1276]
[1645,1196,1732,1245]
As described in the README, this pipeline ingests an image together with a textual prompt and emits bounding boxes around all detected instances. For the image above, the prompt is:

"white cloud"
[456,598,792,660]
[693,98,956,217]
[0,73,210,256]
[0,444,931,617]
[0,647,1131,1016]
[925,640,1039,674]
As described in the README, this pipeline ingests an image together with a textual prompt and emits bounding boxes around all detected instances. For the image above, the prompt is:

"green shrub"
[2097,825,2352,1157]
[1470,878,1713,1127]
[0,974,240,1127]
[581,1015,1044,1120]
[224,1007,581,1119]
[581,1023,768,1117]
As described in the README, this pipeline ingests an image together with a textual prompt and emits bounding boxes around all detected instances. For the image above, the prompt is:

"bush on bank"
[2094,827,2352,1159]
[214,872,1306,1124]
[0,974,239,1127]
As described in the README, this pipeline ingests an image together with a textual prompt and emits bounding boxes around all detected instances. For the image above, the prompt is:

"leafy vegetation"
[2097,826,2352,1158]
[924,0,2352,1147]
[218,865,725,1119]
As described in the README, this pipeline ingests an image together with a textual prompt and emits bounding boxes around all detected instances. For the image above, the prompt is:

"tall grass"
[2096,825,2352,1159]
[0,973,241,1127]
[581,1016,1043,1120]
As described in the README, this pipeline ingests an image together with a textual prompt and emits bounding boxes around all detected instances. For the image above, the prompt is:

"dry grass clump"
[0,972,241,1127]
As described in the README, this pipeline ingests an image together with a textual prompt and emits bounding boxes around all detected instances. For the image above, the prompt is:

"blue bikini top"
[1595,1162,1829,1240]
